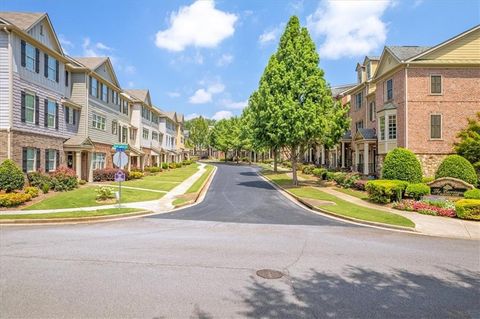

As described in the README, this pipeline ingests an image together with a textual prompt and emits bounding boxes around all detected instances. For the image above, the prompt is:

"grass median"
[0,208,141,220]
[186,165,214,194]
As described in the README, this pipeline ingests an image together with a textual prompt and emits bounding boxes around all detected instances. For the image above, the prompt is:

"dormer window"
[366,62,371,80]
[357,70,362,83]
[40,25,44,36]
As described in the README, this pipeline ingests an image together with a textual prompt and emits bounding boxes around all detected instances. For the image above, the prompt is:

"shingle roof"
[366,56,380,60]
[165,111,177,121]
[125,89,149,102]
[0,12,44,30]
[387,46,431,62]
[331,84,356,97]
[358,128,377,140]
[73,57,108,71]
[342,130,352,140]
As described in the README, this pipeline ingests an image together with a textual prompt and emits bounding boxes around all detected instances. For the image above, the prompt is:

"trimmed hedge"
[455,199,480,220]
[302,165,316,175]
[49,166,78,191]
[0,193,31,207]
[145,166,162,174]
[405,183,431,200]
[24,186,39,198]
[366,180,410,204]
[0,159,25,192]
[93,168,130,182]
[381,148,422,183]
[312,168,327,179]
[464,188,480,199]
[435,155,477,185]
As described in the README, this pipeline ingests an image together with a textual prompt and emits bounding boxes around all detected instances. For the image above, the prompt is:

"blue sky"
[2,0,479,120]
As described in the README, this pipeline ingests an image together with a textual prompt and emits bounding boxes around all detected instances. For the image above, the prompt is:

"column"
[364,143,369,175]
[354,143,359,172]
[87,152,93,183]
[341,142,345,168]
[336,146,339,168]
[321,145,325,165]
[309,148,312,163]
[75,151,82,179]
[315,145,320,165]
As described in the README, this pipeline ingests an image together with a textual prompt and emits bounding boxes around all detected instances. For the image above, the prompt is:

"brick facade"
[92,142,115,169]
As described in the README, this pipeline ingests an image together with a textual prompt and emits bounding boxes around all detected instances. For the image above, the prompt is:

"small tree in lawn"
[0,159,25,192]
[186,116,209,156]
[210,118,233,161]
[455,112,480,177]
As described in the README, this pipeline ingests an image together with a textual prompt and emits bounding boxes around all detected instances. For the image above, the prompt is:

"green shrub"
[422,177,435,183]
[27,171,51,189]
[129,171,144,179]
[95,186,116,201]
[435,155,477,185]
[41,183,50,194]
[464,189,480,199]
[325,172,336,181]
[49,166,78,191]
[302,165,316,175]
[0,193,31,207]
[312,168,327,179]
[381,148,422,183]
[169,162,177,169]
[366,180,410,204]
[79,179,87,185]
[455,199,480,220]
[161,163,169,169]
[24,186,39,198]
[145,166,162,174]
[405,183,430,200]
[332,172,360,188]
[282,161,292,168]
[0,159,25,192]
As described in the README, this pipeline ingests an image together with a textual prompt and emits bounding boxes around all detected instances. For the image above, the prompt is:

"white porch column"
[364,142,369,175]
[315,145,320,165]
[336,146,339,168]
[75,151,82,179]
[341,142,345,168]
[354,143,359,172]
[87,152,93,183]
[309,148,312,162]
[321,145,325,165]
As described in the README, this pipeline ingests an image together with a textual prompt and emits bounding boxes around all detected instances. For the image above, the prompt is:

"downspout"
[3,27,12,159]
[405,64,409,149]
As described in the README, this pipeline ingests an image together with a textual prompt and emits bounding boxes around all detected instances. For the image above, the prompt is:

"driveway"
[1,164,479,318]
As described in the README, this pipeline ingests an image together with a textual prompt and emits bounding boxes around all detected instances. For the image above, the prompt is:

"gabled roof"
[73,56,120,87]
[0,12,44,30]
[342,130,352,140]
[355,128,377,140]
[366,56,380,60]
[386,46,431,62]
[331,84,356,97]
[64,136,94,148]
[165,111,178,122]
[125,89,150,103]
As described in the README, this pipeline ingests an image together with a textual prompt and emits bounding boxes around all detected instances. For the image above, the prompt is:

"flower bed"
[393,198,457,218]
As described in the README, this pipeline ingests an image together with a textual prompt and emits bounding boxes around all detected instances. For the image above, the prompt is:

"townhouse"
[329,25,480,177]
[0,12,188,181]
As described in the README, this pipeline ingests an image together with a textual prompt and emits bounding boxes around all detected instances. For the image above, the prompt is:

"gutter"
[405,64,409,149]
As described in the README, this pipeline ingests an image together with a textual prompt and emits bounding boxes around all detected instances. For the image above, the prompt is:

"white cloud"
[212,110,233,120]
[222,99,248,109]
[155,0,238,52]
[217,53,234,66]
[413,0,424,7]
[207,82,225,94]
[307,0,392,59]
[58,34,73,54]
[259,29,278,44]
[189,89,212,104]
[167,91,181,98]
[185,113,200,120]
[95,42,113,51]
[127,81,135,88]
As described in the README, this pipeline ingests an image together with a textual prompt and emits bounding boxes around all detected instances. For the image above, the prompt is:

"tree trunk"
[291,145,298,186]
[236,149,239,164]
[273,146,278,173]
[225,150,227,162]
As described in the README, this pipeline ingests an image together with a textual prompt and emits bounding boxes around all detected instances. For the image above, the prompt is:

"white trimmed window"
[385,79,393,101]
[379,116,385,141]
[431,114,442,139]
[92,113,106,130]
[355,92,362,110]
[47,100,56,128]
[152,132,158,141]
[369,102,375,122]
[47,56,57,81]
[143,128,149,140]
[26,148,36,172]
[92,153,106,170]
[91,77,98,98]
[388,115,397,139]
[66,106,74,124]
[47,149,56,172]
[121,127,128,143]
[112,121,118,135]
[25,43,36,71]
[430,75,442,94]
[25,93,35,124]
[102,84,108,102]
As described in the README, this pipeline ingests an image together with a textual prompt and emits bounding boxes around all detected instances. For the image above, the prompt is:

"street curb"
[257,171,418,234]
[173,165,217,208]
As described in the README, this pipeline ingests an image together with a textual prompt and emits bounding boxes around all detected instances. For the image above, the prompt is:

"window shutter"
[89,76,92,95]
[44,53,48,77]
[73,110,76,125]
[36,148,41,171]
[55,103,59,130]
[106,87,109,103]
[65,106,70,124]
[21,40,26,67]
[21,91,26,122]
[44,99,48,127]
[56,150,60,169]
[22,148,27,173]
[55,60,59,82]
[45,149,49,172]
[65,71,69,86]
[35,96,40,125]
[35,48,40,73]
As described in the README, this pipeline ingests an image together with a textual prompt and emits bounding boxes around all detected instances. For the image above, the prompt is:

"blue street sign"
[114,171,126,182]
[113,143,128,152]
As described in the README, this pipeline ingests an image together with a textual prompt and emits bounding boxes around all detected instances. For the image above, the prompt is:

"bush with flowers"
[393,198,456,218]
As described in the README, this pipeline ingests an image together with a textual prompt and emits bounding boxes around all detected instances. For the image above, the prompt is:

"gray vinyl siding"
[94,64,116,85]
[70,72,87,136]
[87,99,123,145]
[0,31,10,129]
[27,19,62,53]
[11,73,75,139]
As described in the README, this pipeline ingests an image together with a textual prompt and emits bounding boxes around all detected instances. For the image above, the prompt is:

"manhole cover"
[256,269,284,279]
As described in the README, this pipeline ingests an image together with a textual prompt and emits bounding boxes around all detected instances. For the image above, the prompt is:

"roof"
[125,89,149,102]
[64,136,94,148]
[0,12,44,30]
[387,46,431,62]
[357,128,377,140]
[366,56,380,60]
[73,57,108,71]
[165,111,177,122]
[342,130,352,140]
[331,84,356,97]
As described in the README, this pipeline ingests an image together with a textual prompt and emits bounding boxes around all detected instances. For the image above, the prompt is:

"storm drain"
[256,269,284,279]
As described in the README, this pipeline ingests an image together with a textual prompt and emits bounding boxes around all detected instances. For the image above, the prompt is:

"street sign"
[113,143,128,152]
[114,171,125,182]
[113,151,128,169]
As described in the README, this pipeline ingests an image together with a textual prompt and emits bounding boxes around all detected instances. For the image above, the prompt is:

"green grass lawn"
[23,186,164,210]
[186,165,214,194]
[0,208,140,220]
[118,164,200,191]
[262,170,295,187]
[172,198,189,206]
[334,187,369,200]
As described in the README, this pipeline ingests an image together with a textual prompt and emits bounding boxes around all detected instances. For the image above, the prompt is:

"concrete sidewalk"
[322,187,480,240]
[0,163,207,215]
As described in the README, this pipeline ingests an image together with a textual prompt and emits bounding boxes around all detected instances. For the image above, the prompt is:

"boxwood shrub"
[312,168,327,179]
[455,199,480,220]
[405,183,431,200]
[435,155,477,185]
[366,180,410,204]
[381,148,422,183]
[464,188,480,199]
[0,159,25,192]
[302,165,316,175]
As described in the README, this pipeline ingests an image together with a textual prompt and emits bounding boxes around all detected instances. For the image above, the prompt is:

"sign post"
[113,144,128,207]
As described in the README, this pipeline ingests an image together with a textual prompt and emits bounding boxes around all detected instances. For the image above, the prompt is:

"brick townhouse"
[0,12,188,181]
[323,24,480,177]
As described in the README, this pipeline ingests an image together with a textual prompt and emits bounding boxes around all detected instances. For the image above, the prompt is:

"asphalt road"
[1,164,479,319]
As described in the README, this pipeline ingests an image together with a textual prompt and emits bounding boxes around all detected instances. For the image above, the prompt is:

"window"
[92,113,106,130]
[366,62,371,80]
[25,43,36,71]
[47,100,56,128]
[101,83,108,102]
[121,126,128,143]
[40,25,44,35]
[112,91,118,106]
[26,148,36,172]
[357,70,362,83]
[431,75,442,94]
[47,56,57,81]
[369,102,375,122]
[65,70,69,86]
[66,106,74,124]
[159,133,164,144]
[112,121,118,135]
[130,128,137,141]
[25,93,35,124]
[143,128,149,140]
[388,115,397,139]
[379,116,385,140]
[431,114,442,139]
[152,132,158,141]
[355,121,363,132]
[90,77,98,98]
[355,92,363,109]
[46,149,56,172]
[152,113,159,124]
[385,79,393,101]
[92,153,106,170]
[122,99,128,115]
